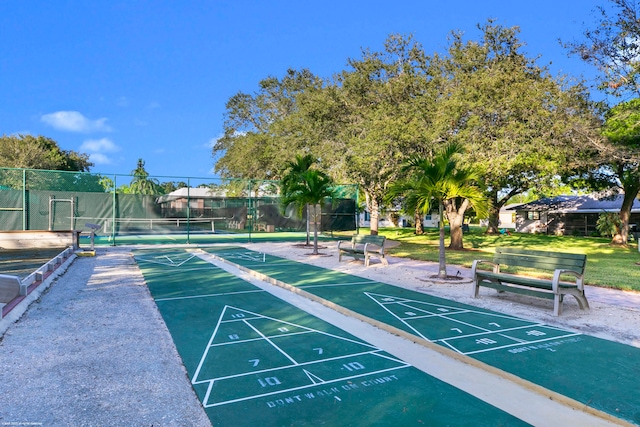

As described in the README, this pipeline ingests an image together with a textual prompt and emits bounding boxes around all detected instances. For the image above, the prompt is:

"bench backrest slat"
[352,234,386,246]
[494,248,586,274]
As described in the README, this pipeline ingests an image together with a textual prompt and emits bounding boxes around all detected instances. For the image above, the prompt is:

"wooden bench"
[0,274,26,319]
[471,247,589,316]
[337,234,388,267]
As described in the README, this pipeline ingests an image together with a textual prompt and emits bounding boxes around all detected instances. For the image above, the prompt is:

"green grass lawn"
[340,227,640,292]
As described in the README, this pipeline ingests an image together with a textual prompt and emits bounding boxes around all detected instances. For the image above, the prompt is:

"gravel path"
[0,247,210,427]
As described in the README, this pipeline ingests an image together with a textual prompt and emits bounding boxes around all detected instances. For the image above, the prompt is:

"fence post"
[187,178,191,244]
[111,175,117,246]
[22,169,27,230]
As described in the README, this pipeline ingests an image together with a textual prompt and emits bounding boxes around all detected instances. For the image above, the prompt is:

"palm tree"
[387,142,488,279]
[281,169,336,255]
[129,159,162,195]
[280,154,316,246]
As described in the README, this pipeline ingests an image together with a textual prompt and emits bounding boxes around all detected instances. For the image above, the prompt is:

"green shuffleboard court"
[204,246,640,425]
[134,248,528,426]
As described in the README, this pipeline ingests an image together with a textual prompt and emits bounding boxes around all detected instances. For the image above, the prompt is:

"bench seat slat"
[476,271,579,290]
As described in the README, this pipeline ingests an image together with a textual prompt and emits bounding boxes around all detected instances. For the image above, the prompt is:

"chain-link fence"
[0,168,358,243]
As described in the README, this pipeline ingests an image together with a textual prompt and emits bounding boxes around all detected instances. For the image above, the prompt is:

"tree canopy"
[431,22,602,233]
[213,21,606,244]
[564,0,640,245]
[0,134,93,171]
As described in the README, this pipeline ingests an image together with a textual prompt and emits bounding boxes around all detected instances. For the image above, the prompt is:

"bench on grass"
[338,234,388,267]
[471,247,589,316]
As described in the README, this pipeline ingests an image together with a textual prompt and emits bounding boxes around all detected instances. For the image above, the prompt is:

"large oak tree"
[564,0,640,245]
[431,22,601,240]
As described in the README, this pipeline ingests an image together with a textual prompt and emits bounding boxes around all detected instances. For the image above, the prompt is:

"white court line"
[364,292,585,355]
[135,254,196,267]
[210,330,314,347]
[193,304,381,387]
[299,281,378,289]
[434,323,549,343]
[203,349,387,383]
[155,289,263,302]
[461,333,583,356]
[203,365,412,408]
[242,319,300,365]
[142,266,222,279]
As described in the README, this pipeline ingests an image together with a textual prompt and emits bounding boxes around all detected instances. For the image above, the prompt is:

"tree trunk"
[445,198,470,250]
[368,194,380,235]
[612,188,639,245]
[305,204,310,246]
[438,202,447,278]
[414,208,424,235]
[312,204,319,254]
[612,166,640,246]
[486,189,501,234]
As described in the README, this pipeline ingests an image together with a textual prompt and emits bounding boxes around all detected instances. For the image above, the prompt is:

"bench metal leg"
[553,294,564,316]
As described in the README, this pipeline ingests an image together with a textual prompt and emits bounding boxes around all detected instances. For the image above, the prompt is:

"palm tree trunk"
[438,202,447,278]
[305,204,310,246]
[312,204,319,255]
[414,208,424,234]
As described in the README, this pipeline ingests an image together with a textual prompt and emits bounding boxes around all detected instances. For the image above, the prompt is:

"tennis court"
[202,246,640,426]
[134,247,529,426]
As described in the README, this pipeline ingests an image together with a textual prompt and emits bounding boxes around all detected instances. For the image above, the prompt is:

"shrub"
[596,212,621,238]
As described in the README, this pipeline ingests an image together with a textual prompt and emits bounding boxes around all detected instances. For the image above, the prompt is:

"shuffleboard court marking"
[192,305,411,408]
[155,289,264,302]
[298,280,379,289]
[365,291,583,355]
[215,250,267,263]
[134,252,197,267]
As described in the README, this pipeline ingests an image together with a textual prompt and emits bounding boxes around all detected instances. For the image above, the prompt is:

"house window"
[425,214,432,220]
[527,211,540,220]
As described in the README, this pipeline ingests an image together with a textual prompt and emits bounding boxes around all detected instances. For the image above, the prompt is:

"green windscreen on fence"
[0,168,358,242]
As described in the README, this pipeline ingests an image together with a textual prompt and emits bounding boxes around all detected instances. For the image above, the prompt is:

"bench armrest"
[471,260,500,276]
[363,242,383,254]
[552,269,584,292]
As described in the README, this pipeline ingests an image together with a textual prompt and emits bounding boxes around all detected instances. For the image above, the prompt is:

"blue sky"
[1,0,606,181]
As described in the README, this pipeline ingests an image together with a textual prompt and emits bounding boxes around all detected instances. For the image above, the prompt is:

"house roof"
[155,187,224,203]
[508,194,640,213]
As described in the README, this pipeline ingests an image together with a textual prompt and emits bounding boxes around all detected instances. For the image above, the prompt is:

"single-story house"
[358,210,440,229]
[507,193,640,236]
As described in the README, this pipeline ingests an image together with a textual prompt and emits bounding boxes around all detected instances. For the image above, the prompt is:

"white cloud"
[80,138,120,153]
[41,111,112,133]
[88,153,113,165]
[80,138,121,165]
